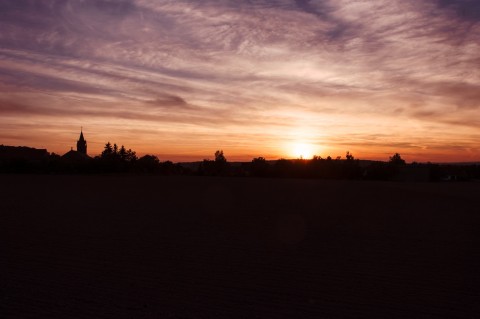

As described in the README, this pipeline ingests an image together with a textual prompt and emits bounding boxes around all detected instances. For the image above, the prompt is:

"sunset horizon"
[1,1,479,163]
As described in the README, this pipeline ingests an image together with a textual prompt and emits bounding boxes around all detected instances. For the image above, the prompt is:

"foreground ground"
[1,175,479,318]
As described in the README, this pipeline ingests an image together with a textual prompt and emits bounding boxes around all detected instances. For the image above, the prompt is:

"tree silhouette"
[136,154,160,173]
[274,159,295,177]
[215,150,227,163]
[199,150,229,176]
[119,145,127,160]
[6,139,480,181]
[97,142,137,172]
[342,151,361,179]
[346,151,354,161]
[251,157,269,177]
[389,153,406,165]
[102,142,113,157]
[120,146,137,162]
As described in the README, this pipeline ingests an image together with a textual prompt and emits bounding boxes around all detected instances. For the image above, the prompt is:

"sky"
[1,0,479,162]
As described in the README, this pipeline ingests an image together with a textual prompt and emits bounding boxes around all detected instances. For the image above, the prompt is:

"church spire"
[76,128,87,154]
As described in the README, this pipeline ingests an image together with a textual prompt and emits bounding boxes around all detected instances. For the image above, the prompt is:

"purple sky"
[1,0,479,161]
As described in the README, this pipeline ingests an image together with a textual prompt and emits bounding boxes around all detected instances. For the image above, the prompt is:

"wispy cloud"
[0,0,479,161]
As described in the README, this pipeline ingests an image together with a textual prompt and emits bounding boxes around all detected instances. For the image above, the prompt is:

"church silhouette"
[77,129,87,155]
[62,129,90,161]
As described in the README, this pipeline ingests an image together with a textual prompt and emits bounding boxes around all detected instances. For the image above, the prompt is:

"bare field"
[1,175,479,318]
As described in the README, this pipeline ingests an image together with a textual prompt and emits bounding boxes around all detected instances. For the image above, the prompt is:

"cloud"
[0,0,479,160]
[147,95,190,108]
[436,0,480,21]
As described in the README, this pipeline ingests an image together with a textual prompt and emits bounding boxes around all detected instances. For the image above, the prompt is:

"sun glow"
[292,143,316,159]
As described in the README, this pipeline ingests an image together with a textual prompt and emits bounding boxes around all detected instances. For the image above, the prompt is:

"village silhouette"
[1,129,479,181]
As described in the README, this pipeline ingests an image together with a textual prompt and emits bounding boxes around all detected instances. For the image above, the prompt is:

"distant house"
[0,145,49,161]
[62,129,91,162]
[0,145,50,172]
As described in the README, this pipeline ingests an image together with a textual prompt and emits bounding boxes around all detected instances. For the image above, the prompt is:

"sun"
[292,143,315,159]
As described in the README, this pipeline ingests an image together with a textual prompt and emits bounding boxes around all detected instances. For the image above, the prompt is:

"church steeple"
[76,128,87,155]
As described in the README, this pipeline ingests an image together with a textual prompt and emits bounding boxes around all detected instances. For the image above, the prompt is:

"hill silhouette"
[1,141,479,181]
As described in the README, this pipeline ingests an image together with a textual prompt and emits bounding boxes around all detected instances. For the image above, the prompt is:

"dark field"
[1,175,480,318]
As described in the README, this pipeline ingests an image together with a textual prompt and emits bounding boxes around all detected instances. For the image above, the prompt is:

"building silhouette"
[77,129,87,155]
[0,145,48,161]
[62,129,90,161]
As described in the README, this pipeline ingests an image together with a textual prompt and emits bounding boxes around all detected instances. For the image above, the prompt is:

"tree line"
[1,143,479,181]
